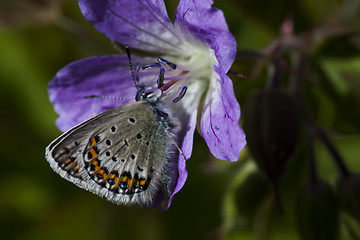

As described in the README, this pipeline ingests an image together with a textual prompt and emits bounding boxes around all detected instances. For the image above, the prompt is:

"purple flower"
[49,0,246,208]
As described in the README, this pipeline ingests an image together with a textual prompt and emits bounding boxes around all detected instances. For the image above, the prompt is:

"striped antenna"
[83,46,140,101]
[83,95,132,101]
[125,46,139,91]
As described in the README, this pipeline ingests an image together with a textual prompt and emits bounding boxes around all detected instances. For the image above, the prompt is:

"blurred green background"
[1,0,360,239]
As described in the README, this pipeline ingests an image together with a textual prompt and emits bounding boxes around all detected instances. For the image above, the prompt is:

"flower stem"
[306,125,319,185]
[296,100,351,179]
[266,57,282,90]
[270,179,284,214]
[313,126,351,178]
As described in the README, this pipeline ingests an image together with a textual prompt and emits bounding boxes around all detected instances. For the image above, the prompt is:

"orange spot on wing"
[91,159,100,172]
[107,173,118,186]
[140,179,147,186]
[96,169,108,179]
[127,179,134,191]
[90,137,98,147]
[114,176,120,187]
[119,175,127,183]
[89,148,98,159]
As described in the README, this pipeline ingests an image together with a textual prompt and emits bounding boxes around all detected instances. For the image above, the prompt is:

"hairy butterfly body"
[45,101,179,208]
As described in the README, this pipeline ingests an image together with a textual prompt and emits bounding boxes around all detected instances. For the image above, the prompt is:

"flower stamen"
[163,71,189,81]
[157,57,177,70]
[134,56,193,109]
[172,86,187,103]
[135,87,145,101]
[135,63,141,72]
[157,68,165,88]
[141,62,162,70]
[160,78,182,92]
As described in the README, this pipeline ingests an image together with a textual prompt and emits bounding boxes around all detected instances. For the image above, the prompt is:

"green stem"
[313,126,351,178]
[306,125,319,185]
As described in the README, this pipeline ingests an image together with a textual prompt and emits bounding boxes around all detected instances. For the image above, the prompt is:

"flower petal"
[49,55,140,132]
[166,80,204,208]
[200,66,246,161]
[79,0,183,54]
[175,0,236,73]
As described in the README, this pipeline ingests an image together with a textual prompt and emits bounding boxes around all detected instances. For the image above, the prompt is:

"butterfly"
[45,47,183,209]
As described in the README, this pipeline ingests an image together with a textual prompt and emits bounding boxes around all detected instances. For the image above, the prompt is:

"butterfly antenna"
[126,46,139,91]
[83,47,139,102]
[83,95,132,101]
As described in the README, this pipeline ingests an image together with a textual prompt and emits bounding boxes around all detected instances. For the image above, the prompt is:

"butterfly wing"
[46,101,179,208]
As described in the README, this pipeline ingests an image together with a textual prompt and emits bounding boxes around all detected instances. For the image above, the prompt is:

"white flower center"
[163,43,218,98]
[135,41,218,107]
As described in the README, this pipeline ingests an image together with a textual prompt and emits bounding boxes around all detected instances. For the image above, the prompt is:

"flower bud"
[243,90,301,182]
[295,180,339,240]
[337,173,360,222]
